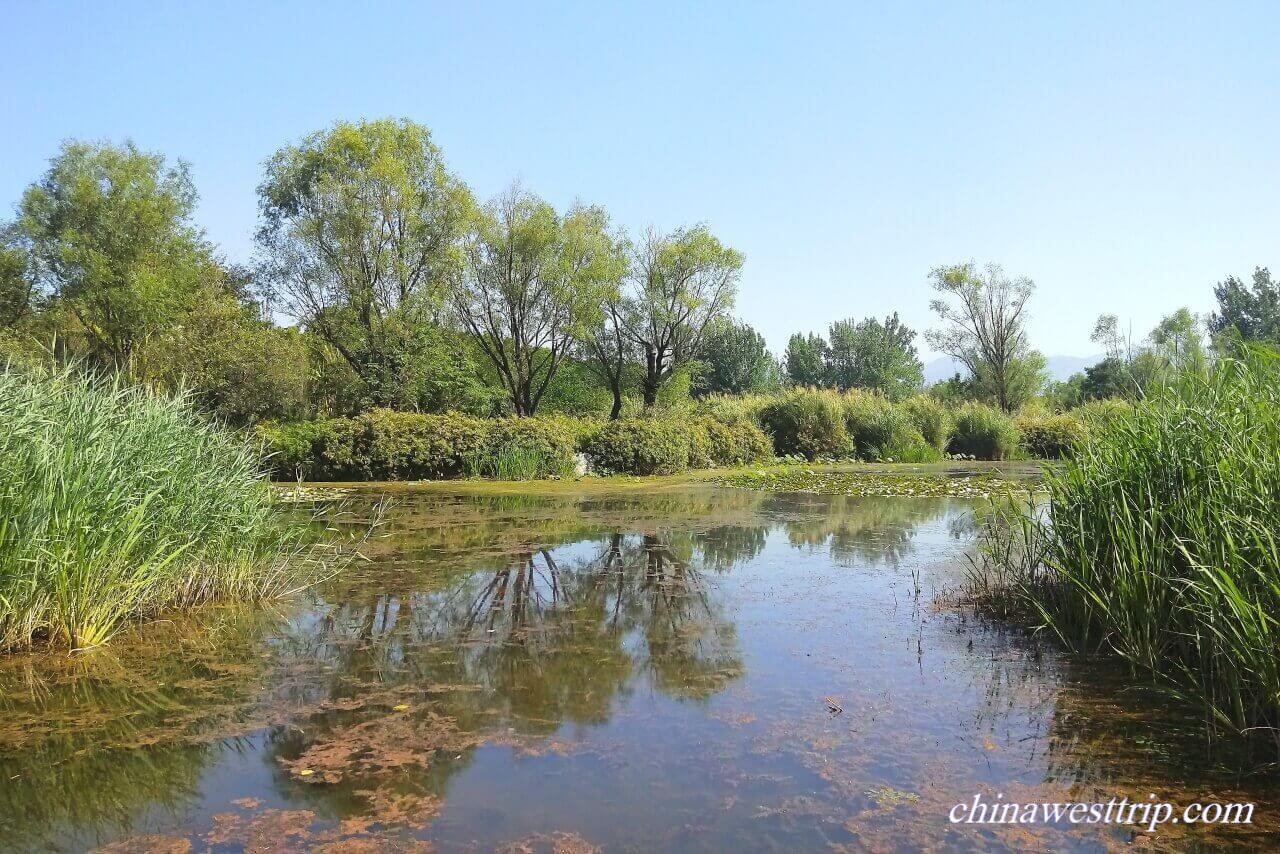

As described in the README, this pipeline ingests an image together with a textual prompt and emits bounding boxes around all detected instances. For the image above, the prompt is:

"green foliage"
[144,287,310,424]
[839,390,934,461]
[901,394,954,451]
[1210,267,1279,346]
[0,364,327,649]
[927,262,1039,412]
[759,388,850,460]
[623,225,742,406]
[259,410,584,481]
[580,418,694,475]
[1073,397,1133,428]
[784,332,828,387]
[693,319,781,396]
[1014,411,1088,459]
[973,350,1280,733]
[9,139,218,370]
[824,313,924,399]
[949,402,1018,460]
[696,415,773,466]
[257,118,475,410]
[455,189,627,415]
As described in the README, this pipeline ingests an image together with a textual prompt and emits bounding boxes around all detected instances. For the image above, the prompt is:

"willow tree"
[622,226,742,407]
[926,262,1039,412]
[8,140,216,371]
[453,188,626,416]
[256,118,474,408]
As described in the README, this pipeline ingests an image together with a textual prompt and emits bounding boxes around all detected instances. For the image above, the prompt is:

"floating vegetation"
[715,465,1031,498]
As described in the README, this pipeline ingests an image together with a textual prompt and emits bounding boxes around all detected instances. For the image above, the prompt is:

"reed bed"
[0,365,333,650]
[968,349,1280,735]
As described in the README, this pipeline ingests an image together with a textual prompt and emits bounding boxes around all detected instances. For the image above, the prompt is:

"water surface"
[2,484,1277,851]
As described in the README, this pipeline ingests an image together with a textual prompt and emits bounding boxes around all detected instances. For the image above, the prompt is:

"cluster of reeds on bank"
[0,364,337,651]
[968,348,1280,737]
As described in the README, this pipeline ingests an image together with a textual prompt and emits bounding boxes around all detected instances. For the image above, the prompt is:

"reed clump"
[0,364,332,650]
[968,349,1280,734]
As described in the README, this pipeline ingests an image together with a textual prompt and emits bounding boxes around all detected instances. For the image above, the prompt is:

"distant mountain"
[922,354,1103,385]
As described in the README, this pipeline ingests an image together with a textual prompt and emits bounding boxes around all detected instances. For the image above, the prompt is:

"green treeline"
[5,118,1276,433]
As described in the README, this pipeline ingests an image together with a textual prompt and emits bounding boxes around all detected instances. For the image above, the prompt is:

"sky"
[2,1,1278,361]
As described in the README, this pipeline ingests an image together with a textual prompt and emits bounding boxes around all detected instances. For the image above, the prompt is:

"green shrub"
[477,416,581,479]
[580,418,694,475]
[695,393,774,427]
[0,365,327,649]
[317,410,489,480]
[1015,411,1088,459]
[949,402,1018,460]
[759,388,850,460]
[840,391,934,461]
[901,394,954,451]
[696,416,772,466]
[256,419,334,479]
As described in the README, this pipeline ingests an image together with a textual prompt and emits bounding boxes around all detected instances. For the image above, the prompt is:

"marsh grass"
[465,443,576,481]
[0,364,337,650]
[968,349,1280,735]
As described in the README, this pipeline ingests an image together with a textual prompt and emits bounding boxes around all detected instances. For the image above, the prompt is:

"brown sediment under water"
[2,482,1278,851]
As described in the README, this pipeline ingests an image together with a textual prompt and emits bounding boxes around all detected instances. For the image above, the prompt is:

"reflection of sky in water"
[1,487,1277,851]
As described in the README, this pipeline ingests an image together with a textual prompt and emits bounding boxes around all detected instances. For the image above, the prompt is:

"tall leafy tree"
[692,319,779,396]
[581,297,636,419]
[824,313,923,399]
[8,140,216,370]
[256,118,474,408]
[1209,267,1279,346]
[1149,307,1208,376]
[926,262,1039,412]
[454,188,625,416]
[622,226,741,407]
[784,332,828,387]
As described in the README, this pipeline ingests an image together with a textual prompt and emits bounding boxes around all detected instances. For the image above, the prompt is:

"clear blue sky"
[3,1,1277,360]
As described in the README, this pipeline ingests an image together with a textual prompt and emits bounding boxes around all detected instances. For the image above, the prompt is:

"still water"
[2,484,1277,852]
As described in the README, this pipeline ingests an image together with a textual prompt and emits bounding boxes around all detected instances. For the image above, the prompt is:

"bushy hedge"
[901,394,954,451]
[260,410,771,480]
[758,388,850,460]
[841,391,936,462]
[1015,411,1089,459]
[580,419,693,475]
[258,410,573,480]
[258,389,1136,481]
[949,403,1019,460]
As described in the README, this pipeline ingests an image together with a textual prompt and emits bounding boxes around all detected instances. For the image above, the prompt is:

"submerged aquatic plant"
[0,364,337,649]
[969,349,1280,736]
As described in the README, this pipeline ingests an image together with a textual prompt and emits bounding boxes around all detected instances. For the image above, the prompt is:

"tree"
[622,226,741,407]
[824,313,923,399]
[1149,307,1208,376]
[0,238,35,330]
[1209,267,1279,346]
[926,262,1038,412]
[784,332,828,387]
[692,319,779,396]
[256,118,474,408]
[454,188,625,416]
[581,297,635,419]
[9,140,217,370]
[143,282,311,424]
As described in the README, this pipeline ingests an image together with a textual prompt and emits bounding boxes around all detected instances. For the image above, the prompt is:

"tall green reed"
[0,364,335,650]
[969,348,1280,735]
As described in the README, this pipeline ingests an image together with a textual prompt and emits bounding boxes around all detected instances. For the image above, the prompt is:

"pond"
[2,483,1277,851]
